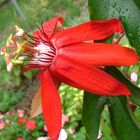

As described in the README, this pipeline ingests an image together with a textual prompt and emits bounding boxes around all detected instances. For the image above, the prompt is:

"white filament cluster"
[32,42,55,66]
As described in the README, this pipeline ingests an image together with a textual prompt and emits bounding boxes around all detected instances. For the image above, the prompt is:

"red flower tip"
[16,138,24,140]
[25,120,36,131]
[18,118,26,125]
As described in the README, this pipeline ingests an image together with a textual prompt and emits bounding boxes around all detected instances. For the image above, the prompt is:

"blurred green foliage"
[0,111,45,140]
[0,0,89,112]
[0,0,89,139]
[0,0,88,33]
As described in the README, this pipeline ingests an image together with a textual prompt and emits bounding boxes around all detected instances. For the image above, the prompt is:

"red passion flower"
[1,17,139,140]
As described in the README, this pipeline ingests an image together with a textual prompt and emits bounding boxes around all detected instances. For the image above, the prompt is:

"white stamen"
[32,42,55,66]
[7,62,13,72]
[35,42,52,53]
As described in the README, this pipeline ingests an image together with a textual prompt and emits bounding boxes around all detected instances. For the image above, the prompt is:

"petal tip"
[114,83,132,96]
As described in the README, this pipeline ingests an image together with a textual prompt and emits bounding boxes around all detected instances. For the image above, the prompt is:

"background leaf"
[108,96,140,140]
[88,0,140,56]
[105,67,140,106]
[88,1,140,139]
[82,92,107,140]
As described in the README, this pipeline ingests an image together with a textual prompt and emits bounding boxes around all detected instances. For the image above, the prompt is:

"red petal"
[52,56,131,96]
[43,17,63,38]
[51,18,124,48]
[58,43,139,66]
[39,70,62,140]
[33,17,63,39]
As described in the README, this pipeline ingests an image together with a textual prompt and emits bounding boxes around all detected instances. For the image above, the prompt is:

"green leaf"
[108,96,140,140]
[105,67,140,106]
[82,92,107,140]
[88,1,140,139]
[88,0,140,56]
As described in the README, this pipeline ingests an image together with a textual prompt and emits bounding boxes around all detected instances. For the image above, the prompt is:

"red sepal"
[33,17,63,41]
[52,18,124,48]
[53,56,131,96]
[39,70,62,140]
[58,42,139,66]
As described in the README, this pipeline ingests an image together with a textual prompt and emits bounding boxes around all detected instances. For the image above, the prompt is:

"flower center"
[31,42,56,66]
[0,26,56,72]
